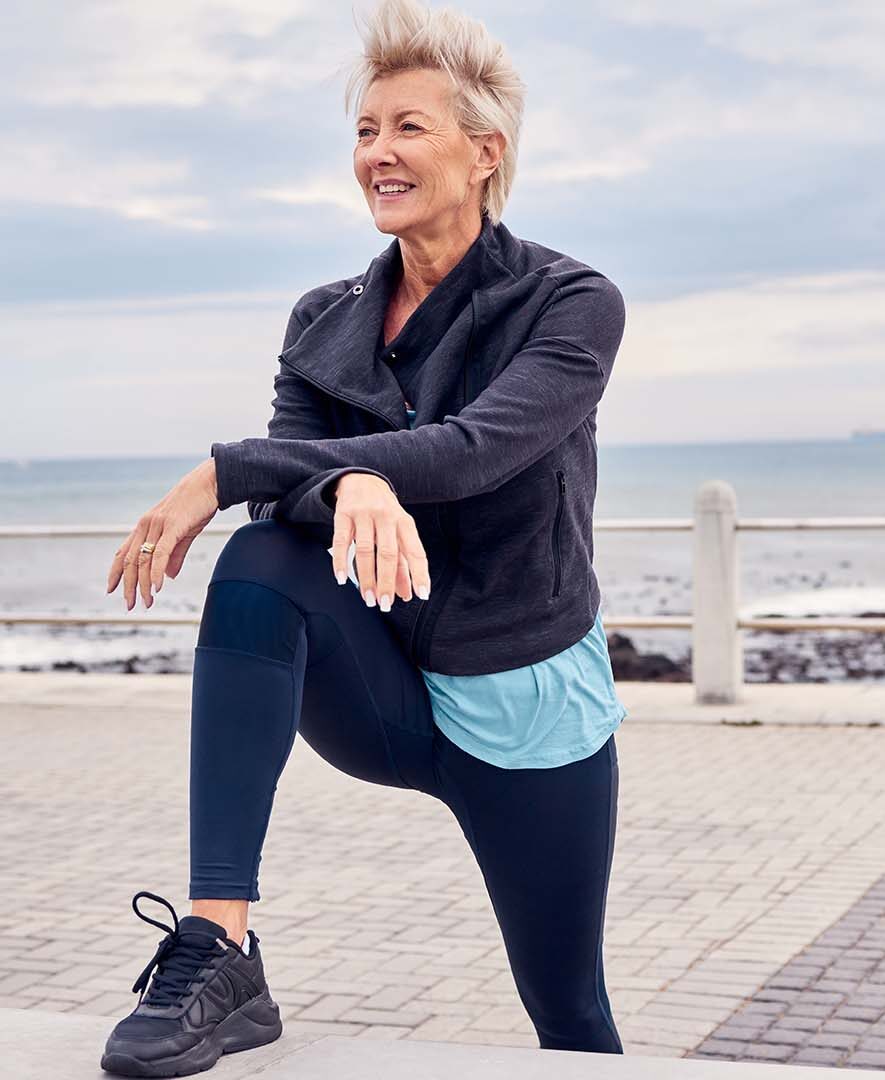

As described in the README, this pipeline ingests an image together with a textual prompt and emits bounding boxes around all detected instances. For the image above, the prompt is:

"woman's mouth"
[374,184,416,200]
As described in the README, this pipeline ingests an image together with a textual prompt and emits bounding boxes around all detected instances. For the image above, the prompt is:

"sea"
[1,436,883,680]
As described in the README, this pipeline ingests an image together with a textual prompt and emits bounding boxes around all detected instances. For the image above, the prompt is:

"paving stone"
[759,1027,806,1046]
[846,1051,885,1068]
[807,1031,859,1050]
[771,1015,821,1033]
[295,994,365,1021]
[792,1046,846,1066]
[784,1003,836,1019]
[821,1017,870,1036]
[743,1042,795,1061]
[714,1022,771,1040]
[695,1038,750,1056]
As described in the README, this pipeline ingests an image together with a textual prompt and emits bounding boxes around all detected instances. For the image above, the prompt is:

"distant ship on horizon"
[850,428,885,441]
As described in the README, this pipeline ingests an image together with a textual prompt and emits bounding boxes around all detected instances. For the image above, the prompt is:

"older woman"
[101,0,627,1075]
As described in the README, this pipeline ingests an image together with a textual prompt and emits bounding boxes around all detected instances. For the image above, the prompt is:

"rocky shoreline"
[608,628,885,683]
[12,627,885,683]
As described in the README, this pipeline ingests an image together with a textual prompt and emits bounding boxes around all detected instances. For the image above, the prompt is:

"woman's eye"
[356,123,420,138]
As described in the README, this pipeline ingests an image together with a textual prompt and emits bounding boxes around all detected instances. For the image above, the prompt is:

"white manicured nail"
[416,584,430,600]
[336,570,347,585]
[379,594,391,611]
[365,590,376,607]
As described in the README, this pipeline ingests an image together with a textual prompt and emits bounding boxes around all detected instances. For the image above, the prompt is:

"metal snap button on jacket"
[352,284,364,294]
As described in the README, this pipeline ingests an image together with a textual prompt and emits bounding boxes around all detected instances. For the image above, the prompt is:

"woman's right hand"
[330,473,431,611]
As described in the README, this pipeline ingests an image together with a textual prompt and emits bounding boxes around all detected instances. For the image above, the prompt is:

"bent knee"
[197,577,306,663]
[212,518,328,581]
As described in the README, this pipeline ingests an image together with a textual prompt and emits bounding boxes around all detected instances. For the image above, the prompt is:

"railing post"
[692,480,743,704]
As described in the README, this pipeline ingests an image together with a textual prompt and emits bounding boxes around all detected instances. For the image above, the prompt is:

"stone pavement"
[1,673,884,1071]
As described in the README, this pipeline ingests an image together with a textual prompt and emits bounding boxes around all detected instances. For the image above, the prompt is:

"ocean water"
[0,436,883,677]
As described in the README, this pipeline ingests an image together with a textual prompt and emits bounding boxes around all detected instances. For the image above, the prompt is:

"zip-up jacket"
[210,212,626,675]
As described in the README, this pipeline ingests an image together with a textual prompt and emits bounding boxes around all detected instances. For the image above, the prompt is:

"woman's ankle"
[191,899,249,944]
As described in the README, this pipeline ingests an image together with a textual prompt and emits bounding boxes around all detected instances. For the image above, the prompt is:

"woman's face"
[354,68,486,236]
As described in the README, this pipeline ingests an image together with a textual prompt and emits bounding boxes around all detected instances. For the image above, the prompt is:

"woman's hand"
[106,458,220,610]
[331,473,431,611]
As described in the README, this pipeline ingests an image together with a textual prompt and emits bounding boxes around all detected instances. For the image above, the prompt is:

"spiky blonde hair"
[341,0,526,224]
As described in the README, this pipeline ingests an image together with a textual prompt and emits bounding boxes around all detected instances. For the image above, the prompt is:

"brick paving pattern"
[1,675,885,1062]
[692,875,885,1070]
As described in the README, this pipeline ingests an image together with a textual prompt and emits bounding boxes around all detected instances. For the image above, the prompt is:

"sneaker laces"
[129,891,226,1009]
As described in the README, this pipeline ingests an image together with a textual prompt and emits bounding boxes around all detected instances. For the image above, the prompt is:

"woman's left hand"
[106,458,220,610]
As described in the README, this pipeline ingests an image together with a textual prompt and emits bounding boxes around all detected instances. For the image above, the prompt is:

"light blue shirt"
[407,406,627,769]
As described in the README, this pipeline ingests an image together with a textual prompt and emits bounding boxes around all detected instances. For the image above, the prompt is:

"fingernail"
[379,594,391,612]
[416,584,430,600]
[336,570,347,585]
[365,590,376,607]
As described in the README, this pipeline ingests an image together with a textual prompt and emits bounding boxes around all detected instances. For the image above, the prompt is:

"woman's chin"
[371,207,422,232]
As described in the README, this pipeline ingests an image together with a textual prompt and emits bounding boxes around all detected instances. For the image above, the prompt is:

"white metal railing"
[1,480,884,703]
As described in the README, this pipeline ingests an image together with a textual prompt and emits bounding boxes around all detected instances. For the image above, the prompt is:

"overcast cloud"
[2,0,883,458]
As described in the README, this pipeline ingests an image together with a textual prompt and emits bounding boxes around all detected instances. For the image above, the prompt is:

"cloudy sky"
[3,0,883,460]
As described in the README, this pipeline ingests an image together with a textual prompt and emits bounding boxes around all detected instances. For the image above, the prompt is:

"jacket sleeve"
[213,272,625,517]
[245,304,397,525]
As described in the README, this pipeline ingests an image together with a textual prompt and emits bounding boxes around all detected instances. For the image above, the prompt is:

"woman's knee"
[210,518,319,583]
[210,519,270,583]
[199,521,330,661]
[197,576,307,663]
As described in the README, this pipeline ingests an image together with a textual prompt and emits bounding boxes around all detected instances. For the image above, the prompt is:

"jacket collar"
[280,212,516,429]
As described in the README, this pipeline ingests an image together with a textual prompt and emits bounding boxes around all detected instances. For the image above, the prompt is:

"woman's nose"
[366,131,400,163]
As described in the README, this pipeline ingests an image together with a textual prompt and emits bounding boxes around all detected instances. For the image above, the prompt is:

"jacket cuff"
[275,467,398,527]
[210,441,249,511]
[318,467,397,513]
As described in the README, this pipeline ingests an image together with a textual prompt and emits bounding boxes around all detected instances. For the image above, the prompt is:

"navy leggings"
[188,518,622,1054]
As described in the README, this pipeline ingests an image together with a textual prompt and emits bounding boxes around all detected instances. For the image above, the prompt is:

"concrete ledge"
[0,672,884,726]
[268,1034,866,1078]
[0,1008,866,1079]
[0,1006,323,1079]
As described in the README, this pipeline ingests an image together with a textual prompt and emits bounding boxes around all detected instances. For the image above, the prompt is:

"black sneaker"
[100,890,282,1078]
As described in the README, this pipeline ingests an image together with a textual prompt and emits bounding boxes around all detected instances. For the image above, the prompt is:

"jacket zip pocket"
[410,502,459,668]
[412,560,459,668]
[552,470,565,598]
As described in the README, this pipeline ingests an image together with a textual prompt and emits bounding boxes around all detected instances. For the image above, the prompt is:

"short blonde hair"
[341,0,526,225]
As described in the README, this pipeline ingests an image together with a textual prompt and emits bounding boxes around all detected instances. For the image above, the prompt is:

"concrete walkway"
[0,1009,855,1079]
[1,674,884,1073]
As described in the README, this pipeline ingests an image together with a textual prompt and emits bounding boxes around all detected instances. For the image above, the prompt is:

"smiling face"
[354,68,492,239]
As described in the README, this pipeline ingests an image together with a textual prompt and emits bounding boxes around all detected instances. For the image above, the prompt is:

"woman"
[101,0,627,1075]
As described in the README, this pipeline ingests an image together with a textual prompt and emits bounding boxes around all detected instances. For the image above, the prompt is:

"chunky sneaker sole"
[101,890,283,1078]
[101,986,282,1078]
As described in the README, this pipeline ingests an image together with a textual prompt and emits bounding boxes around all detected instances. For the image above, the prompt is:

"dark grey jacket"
[211,212,626,675]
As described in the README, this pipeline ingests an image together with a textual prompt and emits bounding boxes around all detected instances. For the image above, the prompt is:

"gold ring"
[140,542,156,555]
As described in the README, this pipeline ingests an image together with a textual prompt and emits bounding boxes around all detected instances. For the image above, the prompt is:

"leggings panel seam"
[207,576,310,617]
[248,639,303,900]
[596,734,622,1052]
[194,644,293,670]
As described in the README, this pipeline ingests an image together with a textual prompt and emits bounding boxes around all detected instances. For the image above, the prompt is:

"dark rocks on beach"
[606,632,691,682]
[46,653,187,675]
[8,629,885,683]
[604,631,885,684]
